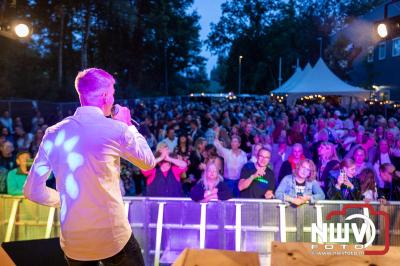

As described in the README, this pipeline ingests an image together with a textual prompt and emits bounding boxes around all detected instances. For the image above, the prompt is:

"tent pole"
[348,96,353,112]
[279,57,282,87]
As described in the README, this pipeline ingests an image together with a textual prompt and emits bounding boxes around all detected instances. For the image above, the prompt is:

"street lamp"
[0,21,31,39]
[14,23,30,38]
[377,23,388,38]
[238,55,243,95]
[376,0,400,38]
[317,37,323,58]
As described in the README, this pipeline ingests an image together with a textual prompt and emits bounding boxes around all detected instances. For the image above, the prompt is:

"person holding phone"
[327,158,361,200]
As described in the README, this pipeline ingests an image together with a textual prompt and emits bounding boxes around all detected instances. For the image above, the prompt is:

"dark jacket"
[190,180,232,202]
[326,172,361,200]
[377,176,400,201]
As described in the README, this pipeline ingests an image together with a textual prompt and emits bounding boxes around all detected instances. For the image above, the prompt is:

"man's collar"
[74,106,105,116]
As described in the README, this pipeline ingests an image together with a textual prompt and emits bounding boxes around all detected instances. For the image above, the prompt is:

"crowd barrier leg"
[235,203,242,251]
[363,207,373,243]
[279,204,287,242]
[44,207,56,239]
[315,204,324,244]
[124,201,131,218]
[4,199,21,242]
[199,203,207,249]
[154,202,166,266]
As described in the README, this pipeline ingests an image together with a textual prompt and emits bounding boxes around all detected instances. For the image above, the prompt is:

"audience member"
[141,143,187,197]
[378,163,400,202]
[275,159,325,205]
[214,128,247,197]
[327,158,361,200]
[190,162,232,202]
[6,151,32,195]
[238,147,275,199]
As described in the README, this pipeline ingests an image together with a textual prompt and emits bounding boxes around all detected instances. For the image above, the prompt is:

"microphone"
[111,105,140,127]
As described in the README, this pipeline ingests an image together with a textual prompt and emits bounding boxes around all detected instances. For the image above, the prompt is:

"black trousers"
[65,234,145,266]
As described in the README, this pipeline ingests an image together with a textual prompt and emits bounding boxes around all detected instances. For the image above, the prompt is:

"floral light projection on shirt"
[35,130,84,223]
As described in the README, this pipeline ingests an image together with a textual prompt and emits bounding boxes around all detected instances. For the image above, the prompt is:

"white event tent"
[271,63,312,95]
[272,58,370,106]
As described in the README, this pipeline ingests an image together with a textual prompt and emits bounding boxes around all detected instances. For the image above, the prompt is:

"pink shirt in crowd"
[142,165,187,185]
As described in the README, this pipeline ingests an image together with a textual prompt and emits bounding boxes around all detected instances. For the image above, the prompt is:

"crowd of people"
[1,97,400,206]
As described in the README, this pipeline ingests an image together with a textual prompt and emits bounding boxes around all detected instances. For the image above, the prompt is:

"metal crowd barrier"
[1,195,400,265]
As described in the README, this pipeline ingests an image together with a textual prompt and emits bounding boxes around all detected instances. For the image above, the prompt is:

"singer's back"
[26,105,155,260]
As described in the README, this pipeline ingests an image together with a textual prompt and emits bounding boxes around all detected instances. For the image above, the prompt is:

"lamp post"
[317,37,322,58]
[238,55,243,95]
[0,0,32,40]
[0,22,31,40]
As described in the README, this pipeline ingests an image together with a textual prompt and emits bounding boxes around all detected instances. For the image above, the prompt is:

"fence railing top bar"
[315,200,400,205]
[0,195,24,199]
[123,197,283,204]
[2,194,400,205]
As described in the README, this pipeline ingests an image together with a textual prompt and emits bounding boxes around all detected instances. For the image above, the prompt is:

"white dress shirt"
[24,106,155,260]
[162,137,178,152]
[214,140,247,180]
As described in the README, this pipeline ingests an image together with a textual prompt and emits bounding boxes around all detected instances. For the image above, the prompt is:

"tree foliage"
[207,0,385,94]
[0,0,206,100]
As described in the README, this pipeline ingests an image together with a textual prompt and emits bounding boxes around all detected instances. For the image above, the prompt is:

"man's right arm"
[120,125,156,170]
[23,132,60,207]
[238,165,255,191]
[213,138,228,159]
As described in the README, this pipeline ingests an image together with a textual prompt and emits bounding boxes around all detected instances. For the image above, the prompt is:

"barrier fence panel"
[1,195,400,265]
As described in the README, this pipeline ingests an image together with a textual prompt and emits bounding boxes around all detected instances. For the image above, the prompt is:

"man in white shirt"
[24,68,155,266]
[214,128,247,197]
[162,127,178,151]
[333,110,344,130]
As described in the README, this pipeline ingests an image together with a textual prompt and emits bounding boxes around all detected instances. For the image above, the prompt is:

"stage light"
[14,23,30,38]
[377,23,388,38]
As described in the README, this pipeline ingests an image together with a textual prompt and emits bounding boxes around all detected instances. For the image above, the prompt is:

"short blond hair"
[75,68,115,101]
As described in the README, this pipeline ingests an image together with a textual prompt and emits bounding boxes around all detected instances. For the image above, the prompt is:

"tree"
[0,0,206,100]
[207,0,384,94]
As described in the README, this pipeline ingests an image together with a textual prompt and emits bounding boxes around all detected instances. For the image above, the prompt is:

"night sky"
[193,0,224,76]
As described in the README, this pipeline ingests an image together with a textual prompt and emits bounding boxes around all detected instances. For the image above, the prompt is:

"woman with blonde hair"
[141,142,187,197]
[190,162,232,202]
[275,159,325,206]
[316,141,340,191]
[327,158,361,200]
